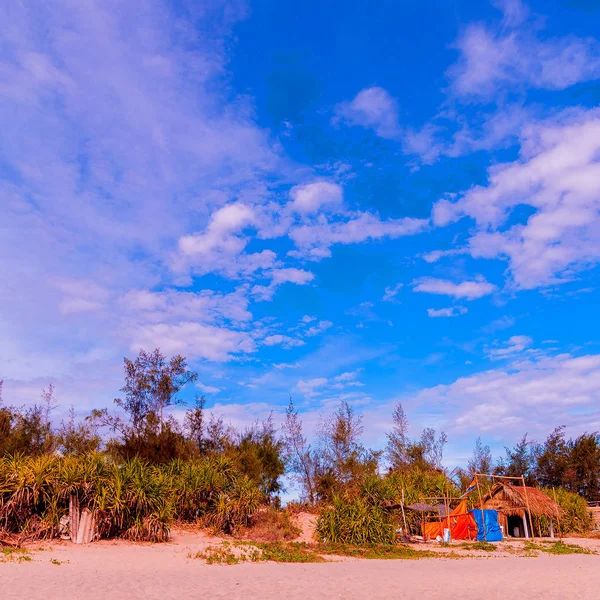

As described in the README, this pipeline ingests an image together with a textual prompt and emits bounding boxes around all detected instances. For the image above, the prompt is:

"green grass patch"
[456,541,497,552]
[237,541,324,563]
[523,540,593,555]
[190,540,467,565]
[190,541,322,564]
[189,543,245,565]
[317,543,437,560]
[1,547,32,563]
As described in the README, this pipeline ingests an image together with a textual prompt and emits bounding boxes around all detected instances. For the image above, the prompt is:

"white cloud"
[262,335,305,349]
[334,86,400,139]
[403,2,600,165]
[272,362,300,370]
[295,370,365,398]
[304,320,333,337]
[409,353,600,436]
[177,203,273,278]
[433,109,600,288]
[382,283,403,302]
[128,322,256,362]
[413,277,496,300]
[448,5,600,99]
[0,1,282,378]
[121,288,252,324]
[295,377,329,398]
[251,268,315,301]
[289,182,343,214]
[427,306,468,318]
[486,335,533,359]
[421,248,468,263]
[290,212,428,256]
[197,382,221,394]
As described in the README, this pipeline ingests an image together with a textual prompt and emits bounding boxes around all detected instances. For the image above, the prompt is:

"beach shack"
[481,482,562,538]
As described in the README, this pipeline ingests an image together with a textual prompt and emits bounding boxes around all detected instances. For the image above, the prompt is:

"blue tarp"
[470,509,503,542]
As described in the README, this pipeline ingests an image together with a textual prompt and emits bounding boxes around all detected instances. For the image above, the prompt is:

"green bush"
[316,497,395,544]
[0,453,265,543]
[544,488,593,534]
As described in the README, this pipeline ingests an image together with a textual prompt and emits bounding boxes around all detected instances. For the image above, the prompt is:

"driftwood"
[69,494,96,544]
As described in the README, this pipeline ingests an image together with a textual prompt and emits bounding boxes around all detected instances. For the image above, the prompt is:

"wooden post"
[549,519,555,539]
[522,512,530,539]
[475,474,487,541]
[69,493,80,543]
[521,475,535,540]
[552,487,563,540]
[400,489,408,538]
[444,488,450,542]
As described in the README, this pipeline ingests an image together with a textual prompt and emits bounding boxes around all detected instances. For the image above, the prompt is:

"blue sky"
[2,0,600,467]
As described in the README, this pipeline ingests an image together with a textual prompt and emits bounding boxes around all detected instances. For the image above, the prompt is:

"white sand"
[2,534,599,600]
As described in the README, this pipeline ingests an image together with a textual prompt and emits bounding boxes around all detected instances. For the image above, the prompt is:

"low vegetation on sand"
[189,541,439,564]
[524,540,594,555]
[1,547,32,563]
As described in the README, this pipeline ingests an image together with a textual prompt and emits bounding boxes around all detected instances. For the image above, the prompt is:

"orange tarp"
[422,500,477,541]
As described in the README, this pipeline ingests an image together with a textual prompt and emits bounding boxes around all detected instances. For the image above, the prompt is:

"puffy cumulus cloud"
[427,306,468,318]
[486,335,533,359]
[289,182,343,214]
[410,353,600,436]
[176,203,281,278]
[448,2,600,99]
[128,322,256,362]
[413,277,496,300]
[333,86,400,139]
[433,109,600,289]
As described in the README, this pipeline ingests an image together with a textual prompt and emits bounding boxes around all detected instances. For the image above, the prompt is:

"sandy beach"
[2,532,600,600]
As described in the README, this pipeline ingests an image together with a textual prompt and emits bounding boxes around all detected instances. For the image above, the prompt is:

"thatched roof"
[481,483,562,517]
[405,503,448,516]
[384,502,448,516]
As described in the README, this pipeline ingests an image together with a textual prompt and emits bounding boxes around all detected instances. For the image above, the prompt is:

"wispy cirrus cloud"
[427,307,468,318]
[485,335,533,359]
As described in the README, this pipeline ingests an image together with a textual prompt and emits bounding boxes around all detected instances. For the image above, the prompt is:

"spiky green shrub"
[543,488,593,534]
[209,475,262,534]
[0,453,265,543]
[316,497,395,544]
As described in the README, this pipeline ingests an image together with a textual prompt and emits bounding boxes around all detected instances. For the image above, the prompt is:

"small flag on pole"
[460,477,477,498]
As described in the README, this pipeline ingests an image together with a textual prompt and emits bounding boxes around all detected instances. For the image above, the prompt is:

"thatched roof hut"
[480,482,562,538]
[482,483,562,518]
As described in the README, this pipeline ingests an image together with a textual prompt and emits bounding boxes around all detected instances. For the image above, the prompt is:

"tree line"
[2,348,600,504]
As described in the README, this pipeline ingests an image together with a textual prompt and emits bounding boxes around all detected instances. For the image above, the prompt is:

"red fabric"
[422,500,478,540]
